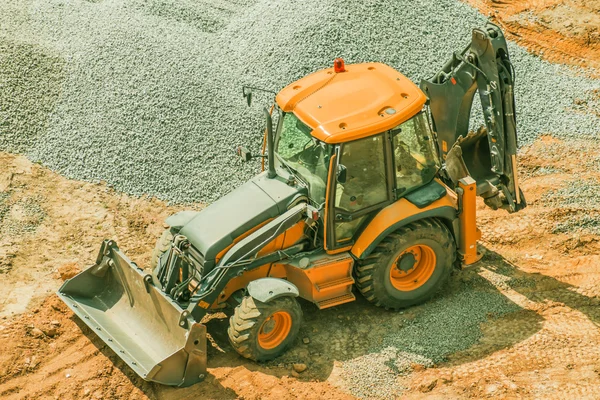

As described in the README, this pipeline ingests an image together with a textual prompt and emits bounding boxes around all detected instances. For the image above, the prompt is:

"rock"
[412,363,425,372]
[30,327,45,338]
[27,356,39,370]
[291,370,300,378]
[42,327,58,337]
[295,348,310,359]
[419,378,438,393]
[293,363,307,373]
[302,337,310,344]
[51,304,64,312]
[58,263,81,281]
[50,320,61,326]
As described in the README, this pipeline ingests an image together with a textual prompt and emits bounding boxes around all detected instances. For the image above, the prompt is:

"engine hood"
[178,171,305,266]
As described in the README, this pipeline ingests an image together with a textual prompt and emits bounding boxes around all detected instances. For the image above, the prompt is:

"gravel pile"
[340,347,408,399]
[544,178,600,210]
[543,177,600,234]
[554,213,600,235]
[378,289,519,363]
[338,272,520,399]
[0,0,599,203]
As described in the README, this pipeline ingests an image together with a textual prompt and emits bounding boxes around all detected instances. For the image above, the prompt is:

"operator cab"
[274,62,441,249]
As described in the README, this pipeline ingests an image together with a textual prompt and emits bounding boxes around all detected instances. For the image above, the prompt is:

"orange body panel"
[276,62,427,144]
[351,182,458,258]
[458,177,482,265]
[213,263,287,307]
[326,245,353,255]
[281,253,355,309]
[257,220,306,257]
[215,218,273,264]
[211,221,306,307]
[212,251,356,309]
[215,220,307,264]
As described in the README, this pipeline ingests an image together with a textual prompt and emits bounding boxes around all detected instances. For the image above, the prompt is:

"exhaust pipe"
[264,108,276,179]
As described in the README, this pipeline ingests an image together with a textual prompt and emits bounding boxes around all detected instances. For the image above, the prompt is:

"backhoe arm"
[420,23,525,213]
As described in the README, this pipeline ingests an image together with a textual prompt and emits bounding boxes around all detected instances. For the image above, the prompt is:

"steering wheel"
[298,140,322,168]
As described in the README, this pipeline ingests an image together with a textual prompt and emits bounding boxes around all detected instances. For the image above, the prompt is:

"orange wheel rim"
[389,244,436,291]
[258,311,292,350]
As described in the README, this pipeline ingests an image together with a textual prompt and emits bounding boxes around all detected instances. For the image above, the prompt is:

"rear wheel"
[355,218,455,309]
[228,295,302,361]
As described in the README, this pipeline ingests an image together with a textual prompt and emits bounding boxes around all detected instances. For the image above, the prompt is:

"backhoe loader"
[58,23,526,386]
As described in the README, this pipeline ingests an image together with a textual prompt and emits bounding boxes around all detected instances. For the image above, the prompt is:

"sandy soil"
[1,133,600,399]
[466,0,600,72]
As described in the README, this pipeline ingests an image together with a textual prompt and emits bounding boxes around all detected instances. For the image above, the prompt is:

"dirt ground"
[466,0,600,73]
[1,134,600,399]
[2,3,600,399]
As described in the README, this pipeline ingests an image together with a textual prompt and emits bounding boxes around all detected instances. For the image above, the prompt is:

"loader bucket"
[57,240,207,387]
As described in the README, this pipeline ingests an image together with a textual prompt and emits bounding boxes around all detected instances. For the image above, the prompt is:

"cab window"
[391,112,439,196]
[275,113,332,205]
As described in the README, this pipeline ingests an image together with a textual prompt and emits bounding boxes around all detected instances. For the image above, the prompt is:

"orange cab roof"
[276,62,427,144]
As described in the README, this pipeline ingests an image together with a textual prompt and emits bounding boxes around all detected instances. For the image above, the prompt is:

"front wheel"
[150,228,173,271]
[228,295,302,361]
[355,218,456,309]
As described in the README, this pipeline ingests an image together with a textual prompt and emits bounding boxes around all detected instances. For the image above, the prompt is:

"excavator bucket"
[57,240,207,387]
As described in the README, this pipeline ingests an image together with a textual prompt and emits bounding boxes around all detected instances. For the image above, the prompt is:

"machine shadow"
[479,247,600,326]
[73,317,238,399]
[74,245,600,396]
[201,246,549,383]
[201,244,600,385]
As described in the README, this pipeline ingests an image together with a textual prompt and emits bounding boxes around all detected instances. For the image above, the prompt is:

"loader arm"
[420,22,525,213]
[186,203,308,321]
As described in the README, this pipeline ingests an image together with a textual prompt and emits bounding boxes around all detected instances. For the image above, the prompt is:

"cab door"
[325,134,394,251]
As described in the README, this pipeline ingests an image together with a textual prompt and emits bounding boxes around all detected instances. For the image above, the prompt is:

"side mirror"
[236,146,252,162]
[242,87,252,107]
[336,164,347,184]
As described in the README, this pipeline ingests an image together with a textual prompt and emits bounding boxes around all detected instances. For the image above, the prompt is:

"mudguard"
[247,278,300,303]
[165,210,200,231]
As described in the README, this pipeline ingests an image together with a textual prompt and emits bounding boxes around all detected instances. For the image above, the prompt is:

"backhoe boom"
[420,22,525,212]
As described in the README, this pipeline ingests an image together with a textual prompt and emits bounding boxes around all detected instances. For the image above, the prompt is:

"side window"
[335,135,388,213]
[392,113,439,196]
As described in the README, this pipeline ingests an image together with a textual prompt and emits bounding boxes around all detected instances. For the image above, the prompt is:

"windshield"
[391,111,440,196]
[275,113,331,205]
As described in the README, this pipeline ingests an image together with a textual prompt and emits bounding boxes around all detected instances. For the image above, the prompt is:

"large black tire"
[228,295,302,362]
[355,218,456,310]
[150,228,173,271]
